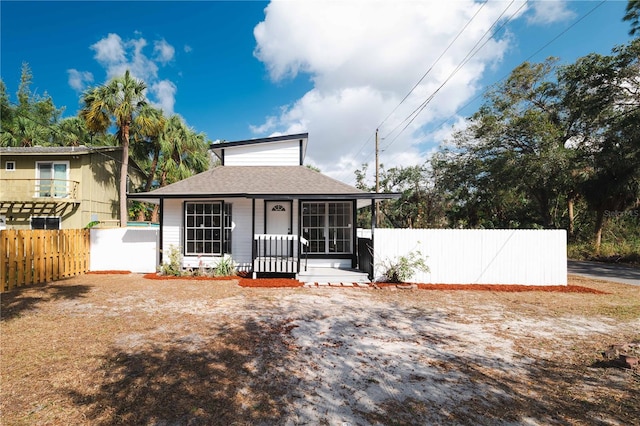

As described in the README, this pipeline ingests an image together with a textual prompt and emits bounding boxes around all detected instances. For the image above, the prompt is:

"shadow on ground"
[1,282,91,321]
[65,318,293,425]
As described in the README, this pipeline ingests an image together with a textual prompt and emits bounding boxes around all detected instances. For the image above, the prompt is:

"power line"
[380,0,524,152]
[379,0,607,168]
[376,1,488,131]
[332,2,490,185]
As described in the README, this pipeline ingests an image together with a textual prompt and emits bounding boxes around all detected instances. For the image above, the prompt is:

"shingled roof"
[131,166,382,200]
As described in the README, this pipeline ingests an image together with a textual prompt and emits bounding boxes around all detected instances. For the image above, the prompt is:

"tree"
[433,59,576,230]
[560,39,640,252]
[81,70,164,226]
[624,0,640,36]
[354,163,446,228]
[55,117,91,146]
[0,63,63,147]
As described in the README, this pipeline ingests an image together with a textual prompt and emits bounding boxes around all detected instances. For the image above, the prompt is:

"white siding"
[162,199,182,260]
[373,229,567,285]
[229,198,253,270]
[224,141,300,166]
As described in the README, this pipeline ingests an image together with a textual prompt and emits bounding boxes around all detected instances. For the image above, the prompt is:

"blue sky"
[1,1,634,184]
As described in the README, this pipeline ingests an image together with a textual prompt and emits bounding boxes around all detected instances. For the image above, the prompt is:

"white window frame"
[5,161,15,171]
[35,161,69,198]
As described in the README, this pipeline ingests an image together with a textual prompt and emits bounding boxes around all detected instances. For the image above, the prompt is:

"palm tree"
[55,117,90,146]
[147,115,209,221]
[80,70,164,226]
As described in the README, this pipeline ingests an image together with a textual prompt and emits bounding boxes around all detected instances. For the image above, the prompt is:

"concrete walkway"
[568,260,640,286]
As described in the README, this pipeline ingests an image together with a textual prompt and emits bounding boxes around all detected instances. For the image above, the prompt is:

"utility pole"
[375,128,380,227]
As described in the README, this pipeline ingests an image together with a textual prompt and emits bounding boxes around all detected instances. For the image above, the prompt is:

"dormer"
[210,133,308,166]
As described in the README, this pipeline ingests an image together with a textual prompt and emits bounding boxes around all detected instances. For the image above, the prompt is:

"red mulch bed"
[375,283,607,294]
[87,270,132,275]
[238,278,303,288]
[139,273,606,293]
[142,273,238,281]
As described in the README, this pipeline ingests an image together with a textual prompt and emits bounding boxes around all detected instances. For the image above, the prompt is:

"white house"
[130,133,397,280]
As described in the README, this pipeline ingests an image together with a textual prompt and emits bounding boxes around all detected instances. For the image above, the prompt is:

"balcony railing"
[253,234,309,274]
[0,179,80,202]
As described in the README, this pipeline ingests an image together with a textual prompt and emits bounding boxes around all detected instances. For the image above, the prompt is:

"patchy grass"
[1,274,638,425]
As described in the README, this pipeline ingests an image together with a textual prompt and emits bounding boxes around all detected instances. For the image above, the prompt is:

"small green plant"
[378,250,429,283]
[84,220,100,229]
[214,254,237,277]
[160,245,183,276]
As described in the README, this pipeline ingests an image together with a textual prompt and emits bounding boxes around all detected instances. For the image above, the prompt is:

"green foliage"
[84,221,100,229]
[378,250,429,283]
[1,63,65,147]
[624,0,640,36]
[355,163,447,228]
[160,245,183,276]
[213,255,237,277]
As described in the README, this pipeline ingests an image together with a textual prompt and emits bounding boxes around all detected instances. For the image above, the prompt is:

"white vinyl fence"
[90,228,159,273]
[374,229,567,285]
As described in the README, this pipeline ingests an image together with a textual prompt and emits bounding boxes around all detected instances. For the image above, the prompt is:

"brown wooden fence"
[0,229,90,292]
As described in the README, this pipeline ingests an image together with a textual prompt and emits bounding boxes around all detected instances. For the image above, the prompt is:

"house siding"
[223,141,300,166]
[0,149,138,230]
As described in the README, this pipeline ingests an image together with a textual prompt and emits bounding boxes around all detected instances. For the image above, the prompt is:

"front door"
[266,201,292,257]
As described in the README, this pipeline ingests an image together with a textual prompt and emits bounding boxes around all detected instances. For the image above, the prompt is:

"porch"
[252,233,372,284]
[252,234,309,277]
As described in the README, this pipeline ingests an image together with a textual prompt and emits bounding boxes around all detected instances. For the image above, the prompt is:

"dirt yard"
[1,274,639,425]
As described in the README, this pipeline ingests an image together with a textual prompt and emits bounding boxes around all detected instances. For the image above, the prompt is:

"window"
[302,201,352,254]
[5,161,15,171]
[36,161,69,197]
[184,202,232,256]
[31,217,60,230]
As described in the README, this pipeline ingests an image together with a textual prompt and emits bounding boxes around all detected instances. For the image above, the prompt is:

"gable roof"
[130,166,397,201]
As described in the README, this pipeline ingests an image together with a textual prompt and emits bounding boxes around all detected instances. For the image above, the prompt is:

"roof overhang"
[128,191,400,207]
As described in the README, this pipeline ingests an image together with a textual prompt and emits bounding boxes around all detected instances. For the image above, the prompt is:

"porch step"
[297,267,370,285]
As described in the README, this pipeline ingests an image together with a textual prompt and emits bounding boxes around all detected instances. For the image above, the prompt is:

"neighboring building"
[130,133,397,280]
[0,146,145,230]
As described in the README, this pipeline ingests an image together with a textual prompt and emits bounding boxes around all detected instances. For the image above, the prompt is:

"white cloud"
[150,80,177,115]
[67,69,93,92]
[154,39,175,64]
[527,0,575,25]
[83,33,179,117]
[91,33,125,64]
[184,44,193,53]
[253,0,525,184]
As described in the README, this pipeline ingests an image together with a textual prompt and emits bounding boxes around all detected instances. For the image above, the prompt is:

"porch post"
[251,198,256,279]
[158,197,164,265]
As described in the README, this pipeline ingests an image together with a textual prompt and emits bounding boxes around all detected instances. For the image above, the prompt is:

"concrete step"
[297,267,370,284]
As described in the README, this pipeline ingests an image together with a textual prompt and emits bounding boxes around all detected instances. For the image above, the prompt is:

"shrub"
[160,245,183,276]
[214,254,237,277]
[378,250,429,283]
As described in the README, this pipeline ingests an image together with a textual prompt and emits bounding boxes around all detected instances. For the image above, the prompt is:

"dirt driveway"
[1,274,639,425]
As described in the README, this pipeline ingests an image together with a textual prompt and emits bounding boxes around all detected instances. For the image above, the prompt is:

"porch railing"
[0,179,79,202]
[253,234,309,274]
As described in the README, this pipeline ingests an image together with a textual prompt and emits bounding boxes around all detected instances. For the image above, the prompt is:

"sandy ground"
[1,274,639,425]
